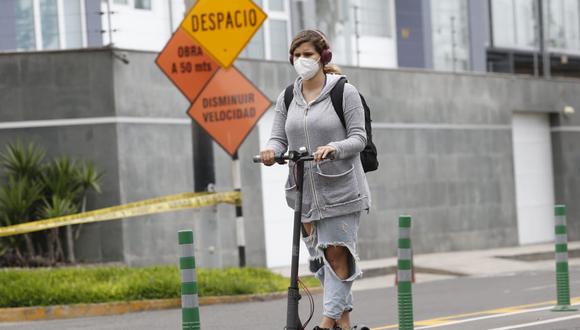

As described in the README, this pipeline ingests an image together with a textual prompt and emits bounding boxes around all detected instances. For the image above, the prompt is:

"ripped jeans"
[302,212,362,320]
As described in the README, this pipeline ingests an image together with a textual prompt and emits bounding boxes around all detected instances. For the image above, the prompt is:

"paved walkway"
[271,241,580,291]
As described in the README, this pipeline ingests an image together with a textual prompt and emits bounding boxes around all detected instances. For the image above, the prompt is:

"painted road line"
[414,306,564,329]
[487,314,580,330]
[371,297,580,330]
[524,280,580,292]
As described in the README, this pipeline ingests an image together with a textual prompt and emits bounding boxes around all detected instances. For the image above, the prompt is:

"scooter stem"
[286,158,305,330]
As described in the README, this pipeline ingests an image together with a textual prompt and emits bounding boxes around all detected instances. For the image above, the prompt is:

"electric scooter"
[253,147,370,330]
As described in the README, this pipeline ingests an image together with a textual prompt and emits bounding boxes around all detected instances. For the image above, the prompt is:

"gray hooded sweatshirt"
[266,74,371,222]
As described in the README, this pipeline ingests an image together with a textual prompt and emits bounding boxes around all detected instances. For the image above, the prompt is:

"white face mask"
[293,57,320,80]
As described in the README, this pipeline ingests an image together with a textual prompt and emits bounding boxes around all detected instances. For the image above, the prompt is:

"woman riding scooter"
[260,30,371,330]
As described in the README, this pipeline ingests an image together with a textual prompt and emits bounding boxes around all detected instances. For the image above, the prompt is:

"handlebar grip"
[252,155,262,163]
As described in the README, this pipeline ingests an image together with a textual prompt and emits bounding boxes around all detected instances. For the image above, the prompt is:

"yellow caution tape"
[0,191,241,238]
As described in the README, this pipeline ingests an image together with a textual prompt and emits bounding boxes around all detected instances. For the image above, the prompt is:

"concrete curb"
[0,287,323,323]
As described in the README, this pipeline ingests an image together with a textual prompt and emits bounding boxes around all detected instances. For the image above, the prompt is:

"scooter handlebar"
[252,154,288,164]
[253,148,314,164]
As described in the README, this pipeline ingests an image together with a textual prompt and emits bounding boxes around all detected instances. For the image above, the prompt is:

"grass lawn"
[0,266,320,308]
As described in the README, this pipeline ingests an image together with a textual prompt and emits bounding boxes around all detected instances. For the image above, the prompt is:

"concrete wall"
[551,89,580,242]
[1,49,580,267]
[0,50,123,262]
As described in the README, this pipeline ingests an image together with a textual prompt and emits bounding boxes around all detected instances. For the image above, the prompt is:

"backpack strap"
[330,77,347,128]
[283,84,294,111]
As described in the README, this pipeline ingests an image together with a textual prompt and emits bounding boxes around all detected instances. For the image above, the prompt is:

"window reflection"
[431,0,470,71]
[270,20,288,61]
[64,0,83,49]
[40,0,60,50]
[135,0,152,10]
[14,0,36,50]
[547,0,580,51]
[492,0,538,50]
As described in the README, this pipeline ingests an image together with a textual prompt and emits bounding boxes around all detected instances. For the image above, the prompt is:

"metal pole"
[106,0,113,46]
[178,230,201,330]
[397,215,414,330]
[232,152,246,267]
[488,0,494,49]
[168,0,174,33]
[286,159,305,330]
[451,16,457,72]
[552,205,577,312]
[353,4,360,67]
[191,120,219,268]
[538,0,551,78]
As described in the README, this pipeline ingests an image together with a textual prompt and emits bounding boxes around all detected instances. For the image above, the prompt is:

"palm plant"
[0,140,104,266]
[0,176,44,258]
[0,140,45,181]
[41,157,82,263]
[74,162,103,240]
[39,196,77,264]
[0,140,46,260]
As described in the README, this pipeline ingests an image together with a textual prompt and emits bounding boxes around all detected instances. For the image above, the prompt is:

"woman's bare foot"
[319,316,336,329]
[337,311,351,329]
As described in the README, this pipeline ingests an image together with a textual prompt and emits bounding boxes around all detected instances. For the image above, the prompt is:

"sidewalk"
[2,242,577,323]
[270,241,580,291]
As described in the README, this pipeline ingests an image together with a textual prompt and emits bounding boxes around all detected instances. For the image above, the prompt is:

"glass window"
[135,0,151,10]
[269,19,288,60]
[313,0,351,65]
[40,0,60,50]
[240,0,265,59]
[240,26,265,59]
[14,0,36,50]
[431,0,470,71]
[64,0,83,48]
[113,0,128,4]
[359,0,391,37]
[547,0,580,51]
[491,0,538,49]
[269,0,284,12]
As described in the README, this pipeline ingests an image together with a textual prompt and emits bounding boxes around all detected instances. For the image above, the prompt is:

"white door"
[258,112,309,268]
[512,113,556,245]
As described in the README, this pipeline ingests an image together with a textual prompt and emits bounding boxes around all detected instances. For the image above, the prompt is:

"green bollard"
[179,230,202,329]
[551,205,577,312]
[397,215,414,329]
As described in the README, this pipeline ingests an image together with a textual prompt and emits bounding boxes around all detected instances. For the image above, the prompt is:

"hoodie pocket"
[315,161,360,206]
[284,171,297,207]
[285,169,313,217]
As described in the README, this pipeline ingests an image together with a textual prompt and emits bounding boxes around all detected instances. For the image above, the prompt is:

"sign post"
[157,0,270,268]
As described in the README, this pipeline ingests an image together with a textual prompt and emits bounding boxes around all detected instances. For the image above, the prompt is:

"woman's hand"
[313,145,337,162]
[260,149,276,166]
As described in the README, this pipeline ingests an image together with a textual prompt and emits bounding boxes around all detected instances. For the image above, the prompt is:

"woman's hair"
[289,30,342,75]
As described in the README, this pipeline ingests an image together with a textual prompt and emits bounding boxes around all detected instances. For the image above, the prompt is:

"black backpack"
[284,77,379,172]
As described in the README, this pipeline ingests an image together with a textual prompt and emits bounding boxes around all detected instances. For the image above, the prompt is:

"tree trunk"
[23,234,35,257]
[55,229,64,262]
[74,195,87,240]
[47,230,55,263]
[65,225,75,263]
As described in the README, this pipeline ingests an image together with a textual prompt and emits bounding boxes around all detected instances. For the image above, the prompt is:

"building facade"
[1,1,580,268]
[395,0,580,78]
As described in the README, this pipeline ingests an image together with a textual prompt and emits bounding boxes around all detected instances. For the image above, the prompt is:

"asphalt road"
[1,266,579,330]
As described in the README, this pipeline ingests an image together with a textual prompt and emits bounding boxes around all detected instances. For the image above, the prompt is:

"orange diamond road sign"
[181,0,267,69]
[187,66,271,156]
[155,28,219,102]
